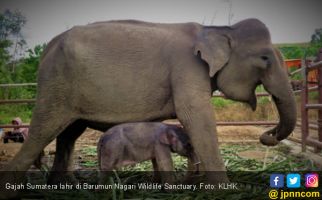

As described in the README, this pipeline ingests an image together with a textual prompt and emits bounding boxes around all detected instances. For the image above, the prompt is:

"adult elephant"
[0,18,296,197]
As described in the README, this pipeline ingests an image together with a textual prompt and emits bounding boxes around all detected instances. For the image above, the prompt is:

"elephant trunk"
[260,49,297,146]
[259,93,297,146]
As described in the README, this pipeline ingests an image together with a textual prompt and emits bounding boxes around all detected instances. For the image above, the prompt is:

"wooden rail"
[0,83,37,87]
[0,99,36,104]
[0,124,30,128]
[307,61,322,70]
[0,83,37,104]
[290,68,302,76]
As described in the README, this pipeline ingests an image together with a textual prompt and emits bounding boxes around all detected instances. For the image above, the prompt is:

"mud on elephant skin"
[0,18,296,199]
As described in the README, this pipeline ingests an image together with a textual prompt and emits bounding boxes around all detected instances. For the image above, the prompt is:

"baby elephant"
[98,122,197,184]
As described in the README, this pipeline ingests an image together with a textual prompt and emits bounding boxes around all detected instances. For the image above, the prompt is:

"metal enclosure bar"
[301,48,322,152]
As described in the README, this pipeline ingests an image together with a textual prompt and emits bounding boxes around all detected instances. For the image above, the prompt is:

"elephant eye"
[261,56,269,61]
[260,56,271,67]
[186,143,193,150]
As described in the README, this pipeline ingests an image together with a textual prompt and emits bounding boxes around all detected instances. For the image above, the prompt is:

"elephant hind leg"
[98,157,114,185]
[48,119,87,184]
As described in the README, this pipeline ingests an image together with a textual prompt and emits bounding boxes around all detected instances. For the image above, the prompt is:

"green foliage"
[80,160,98,167]
[221,144,318,171]
[0,31,44,102]
[255,85,265,92]
[0,39,12,62]
[18,44,45,82]
[278,29,322,59]
[211,97,234,107]
[0,9,44,85]
[310,28,322,48]
[257,96,270,104]
[278,45,305,59]
[0,9,26,39]
[0,104,33,124]
[0,9,27,74]
[0,44,45,85]
[212,86,270,108]
[0,10,44,124]
[81,146,97,156]
[0,9,27,85]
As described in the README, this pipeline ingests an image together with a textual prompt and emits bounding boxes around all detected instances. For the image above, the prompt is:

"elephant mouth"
[247,81,264,111]
[248,93,257,111]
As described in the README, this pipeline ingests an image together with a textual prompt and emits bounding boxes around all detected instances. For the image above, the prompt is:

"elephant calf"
[97,122,197,184]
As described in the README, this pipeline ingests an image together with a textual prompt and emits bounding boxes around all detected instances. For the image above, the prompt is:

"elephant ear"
[159,130,178,146]
[194,33,232,77]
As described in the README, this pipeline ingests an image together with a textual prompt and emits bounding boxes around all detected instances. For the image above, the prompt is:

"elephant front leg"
[184,156,202,184]
[152,158,162,183]
[154,147,175,184]
[174,93,229,184]
[98,171,113,185]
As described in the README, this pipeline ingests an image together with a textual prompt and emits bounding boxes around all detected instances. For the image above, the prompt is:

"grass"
[220,144,319,171]
[0,86,35,124]
[211,97,234,108]
[80,160,98,167]
[81,146,97,156]
[0,104,34,124]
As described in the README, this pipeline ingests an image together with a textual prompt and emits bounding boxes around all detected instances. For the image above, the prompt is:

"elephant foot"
[161,171,176,185]
[183,171,230,186]
[205,172,230,185]
[152,173,162,184]
[182,170,206,185]
[47,172,78,185]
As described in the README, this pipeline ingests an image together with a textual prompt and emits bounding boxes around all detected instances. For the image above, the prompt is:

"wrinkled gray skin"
[0,18,296,198]
[98,122,196,184]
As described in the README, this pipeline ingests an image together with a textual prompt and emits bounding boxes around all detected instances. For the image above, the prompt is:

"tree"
[0,9,26,72]
[17,44,46,83]
[279,29,322,59]
[311,28,322,47]
[0,9,27,100]
[0,10,26,39]
[305,28,322,57]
